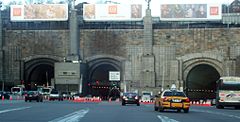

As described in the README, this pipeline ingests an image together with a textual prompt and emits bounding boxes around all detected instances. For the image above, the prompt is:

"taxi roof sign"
[170,84,177,90]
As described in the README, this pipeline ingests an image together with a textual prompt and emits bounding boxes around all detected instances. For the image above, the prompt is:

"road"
[0,100,240,122]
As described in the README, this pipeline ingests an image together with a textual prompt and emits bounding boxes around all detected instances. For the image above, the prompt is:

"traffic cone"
[10,96,12,101]
[1,96,4,101]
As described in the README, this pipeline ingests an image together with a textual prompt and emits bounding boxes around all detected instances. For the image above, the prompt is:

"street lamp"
[0,2,3,91]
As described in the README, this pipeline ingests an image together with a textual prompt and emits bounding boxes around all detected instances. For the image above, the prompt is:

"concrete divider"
[190,99,211,106]
[140,100,154,104]
[73,97,102,103]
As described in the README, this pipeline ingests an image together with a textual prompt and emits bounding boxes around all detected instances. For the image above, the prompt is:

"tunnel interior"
[89,64,120,100]
[186,64,220,101]
[26,64,54,90]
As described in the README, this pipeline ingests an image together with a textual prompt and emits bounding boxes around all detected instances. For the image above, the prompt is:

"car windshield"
[12,88,20,92]
[124,93,137,96]
[143,93,151,96]
[43,89,50,92]
[51,91,59,94]
[28,91,36,95]
[163,91,186,97]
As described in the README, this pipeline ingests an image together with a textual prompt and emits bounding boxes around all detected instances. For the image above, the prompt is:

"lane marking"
[0,107,31,114]
[49,108,89,122]
[157,115,180,122]
[191,109,240,119]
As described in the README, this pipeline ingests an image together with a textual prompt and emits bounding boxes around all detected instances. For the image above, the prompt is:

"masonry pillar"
[68,2,80,61]
[140,1,156,88]
[0,3,4,90]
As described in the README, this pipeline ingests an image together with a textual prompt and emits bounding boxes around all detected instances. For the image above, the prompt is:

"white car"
[49,90,63,101]
[141,94,151,102]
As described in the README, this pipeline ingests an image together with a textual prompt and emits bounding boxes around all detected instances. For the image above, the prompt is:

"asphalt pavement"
[0,100,239,122]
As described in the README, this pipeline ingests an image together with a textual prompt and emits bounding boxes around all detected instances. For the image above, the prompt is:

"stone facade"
[2,25,240,93]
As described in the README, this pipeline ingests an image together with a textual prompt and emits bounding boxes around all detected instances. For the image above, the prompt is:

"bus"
[215,76,240,109]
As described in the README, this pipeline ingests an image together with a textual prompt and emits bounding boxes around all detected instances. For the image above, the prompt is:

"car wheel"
[177,109,181,112]
[25,99,27,102]
[154,106,158,111]
[122,102,125,106]
[29,100,32,102]
[158,108,164,112]
[158,107,164,112]
[235,106,240,109]
[37,98,39,102]
[183,108,189,113]
[216,104,224,109]
[137,103,140,106]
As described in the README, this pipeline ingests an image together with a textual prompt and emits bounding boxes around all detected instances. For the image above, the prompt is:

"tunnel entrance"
[88,64,120,100]
[186,64,220,101]
[24,59,55,90]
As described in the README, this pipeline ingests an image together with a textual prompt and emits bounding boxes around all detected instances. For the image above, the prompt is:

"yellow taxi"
[154,89,190,113]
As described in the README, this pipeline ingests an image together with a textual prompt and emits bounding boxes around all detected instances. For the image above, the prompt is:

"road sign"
[109,71,120,81]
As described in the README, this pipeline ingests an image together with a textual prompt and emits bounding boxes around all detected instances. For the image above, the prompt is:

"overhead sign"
[159,3,222,21]
[152,0,222,21]
[10,4,68,21]
[109,71,120,81]
[83,4,145,21]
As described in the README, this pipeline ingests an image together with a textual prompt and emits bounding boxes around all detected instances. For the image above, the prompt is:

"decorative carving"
[145,0,151,9]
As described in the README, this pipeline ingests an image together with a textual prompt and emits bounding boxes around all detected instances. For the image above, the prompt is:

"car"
[0,91,10,99]
[71,93,84,100]
[25,91,43,102]
[121,92,140,106]
[154,89,190,113]
[49,90,63,101]
[62,92,71,99]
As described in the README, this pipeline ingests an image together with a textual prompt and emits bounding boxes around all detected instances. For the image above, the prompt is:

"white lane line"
[157,115,180,122]
[49,108,89,122]
[191,109,240,119]
[0,107,31,114]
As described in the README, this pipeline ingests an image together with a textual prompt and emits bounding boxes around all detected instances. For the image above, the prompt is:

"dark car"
[0,91,10,99]
[49,90,63,101]
[62,92,71,99]
[122,92,140,106]
[25,91,43,102]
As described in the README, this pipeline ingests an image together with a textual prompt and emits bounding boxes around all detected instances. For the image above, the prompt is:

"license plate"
[172,99,181,102]
[171,103,183,108]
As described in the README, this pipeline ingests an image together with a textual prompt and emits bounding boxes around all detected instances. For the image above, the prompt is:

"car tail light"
[185,98,190,102]
[135,96,138,99]
[220,93,225,97]
[163,97,168,102]
[123,96,127,99]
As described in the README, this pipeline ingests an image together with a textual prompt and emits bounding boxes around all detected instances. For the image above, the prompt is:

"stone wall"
[3,27,240,89]
[3,30,68,82]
